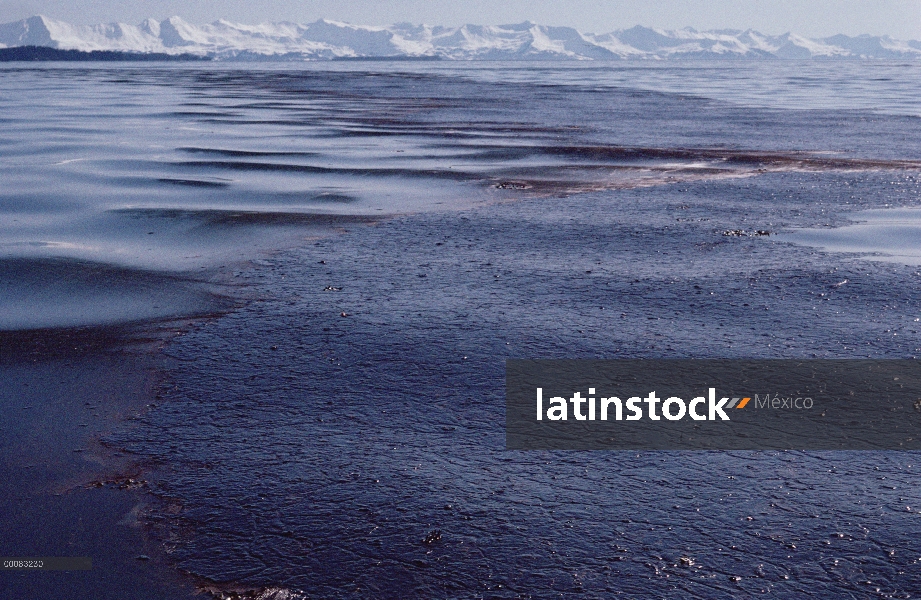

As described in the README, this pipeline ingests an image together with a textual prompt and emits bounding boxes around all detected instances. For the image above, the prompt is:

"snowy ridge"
[2,15,920,60]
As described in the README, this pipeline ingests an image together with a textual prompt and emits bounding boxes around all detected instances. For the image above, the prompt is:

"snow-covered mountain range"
[2,14,920,60]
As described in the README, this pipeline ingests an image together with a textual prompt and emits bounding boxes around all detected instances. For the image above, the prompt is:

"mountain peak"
[0,15,919,61]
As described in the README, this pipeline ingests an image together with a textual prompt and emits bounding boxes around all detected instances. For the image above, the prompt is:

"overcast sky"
[1,0,920,38]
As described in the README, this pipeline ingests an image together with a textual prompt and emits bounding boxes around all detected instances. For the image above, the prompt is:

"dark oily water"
[5,62,921,597]
[116,170,921,599]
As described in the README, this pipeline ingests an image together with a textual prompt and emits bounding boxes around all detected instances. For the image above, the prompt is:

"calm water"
[4,61,921,598]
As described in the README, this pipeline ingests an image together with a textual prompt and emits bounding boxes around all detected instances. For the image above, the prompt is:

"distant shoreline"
[1,47,912,63]
[331,55,442,61]
[0,46,209,61]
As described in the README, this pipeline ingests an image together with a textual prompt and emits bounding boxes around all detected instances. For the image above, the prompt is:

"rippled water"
[6,61,921,598]
[454,61,921,116]
[4,62,921,329]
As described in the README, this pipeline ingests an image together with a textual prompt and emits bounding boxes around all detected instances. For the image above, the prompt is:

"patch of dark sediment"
[510,144,921,171]
[482,146,921,197]
[0,319,203,365]
[478,144,921,174]
[167,145,921,204]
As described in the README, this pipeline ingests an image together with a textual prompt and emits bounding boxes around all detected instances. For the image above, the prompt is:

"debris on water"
[340,312,349,317]
[830,279,848,288]
[423,530,442,544]
[495,182,530,190]
[722,229,772,237]
[679,556,694,567]
[323,286,342,291]
[88,476,147,490]
[200,585,308,600]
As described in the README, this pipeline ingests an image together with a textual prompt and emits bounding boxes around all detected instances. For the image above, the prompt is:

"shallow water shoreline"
[0,322,205,599]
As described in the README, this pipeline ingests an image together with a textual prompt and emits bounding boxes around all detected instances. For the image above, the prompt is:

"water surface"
[4,61,921,598]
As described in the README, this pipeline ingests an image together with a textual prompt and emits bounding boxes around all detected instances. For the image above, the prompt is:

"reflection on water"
[0,257,229,330]
[785,207,921,265]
